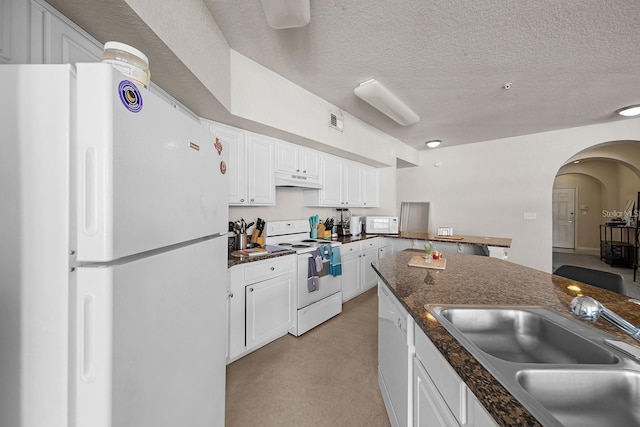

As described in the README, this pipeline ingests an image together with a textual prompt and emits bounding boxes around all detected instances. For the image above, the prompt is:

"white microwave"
[364,216,399,235]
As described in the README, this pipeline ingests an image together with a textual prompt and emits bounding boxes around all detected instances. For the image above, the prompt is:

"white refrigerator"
[1,63,228,427]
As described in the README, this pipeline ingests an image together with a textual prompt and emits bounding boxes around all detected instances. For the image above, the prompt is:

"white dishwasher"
[378,282,412,427]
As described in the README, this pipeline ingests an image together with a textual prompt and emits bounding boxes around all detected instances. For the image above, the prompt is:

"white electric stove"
[264,220,343,335]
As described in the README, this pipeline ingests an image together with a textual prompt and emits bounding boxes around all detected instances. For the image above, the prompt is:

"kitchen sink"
[517,369,640,427]
[438,307,618,364]
[426,305,640,426]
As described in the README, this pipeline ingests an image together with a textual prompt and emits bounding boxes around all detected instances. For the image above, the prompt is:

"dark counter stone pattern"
[396,231,512,248]
[227,249,296,268]
[373,249,640,427]
[337,232,512,248]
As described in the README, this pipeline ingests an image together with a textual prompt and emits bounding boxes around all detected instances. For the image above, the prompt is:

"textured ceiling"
[203,0,640,149]
[48,0,640,151]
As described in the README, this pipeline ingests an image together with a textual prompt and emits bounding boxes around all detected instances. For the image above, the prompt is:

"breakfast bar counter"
[373,249,640,426]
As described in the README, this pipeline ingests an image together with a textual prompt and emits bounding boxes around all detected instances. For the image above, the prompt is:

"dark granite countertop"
[372,249,640,426]
[227,249,295,268]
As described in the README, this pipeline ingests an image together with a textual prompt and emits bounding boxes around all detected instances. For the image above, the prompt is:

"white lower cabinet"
[341,238,379,302]
[413,319,498,427]
[377,282,498,427]
[245,273,293,349]
[414,356,460,427]
[227,255,295,363]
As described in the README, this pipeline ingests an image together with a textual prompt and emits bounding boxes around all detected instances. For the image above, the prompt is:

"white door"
[553,188,575,248]
[212,124,246,205]
[73,237,227,427]
[341,251,361,302]
[414,358,459,427]
[75,64,228,262]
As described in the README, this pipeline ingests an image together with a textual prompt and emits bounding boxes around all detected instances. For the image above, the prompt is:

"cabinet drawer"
[244,255,294,284]
[414,327,467,425]
[341,241,361,255]
[361,238,379,250]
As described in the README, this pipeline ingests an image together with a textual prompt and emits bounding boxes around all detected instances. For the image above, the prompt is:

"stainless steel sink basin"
[517,369,640,427]
[426,305,639,426]
[438,307,618,364]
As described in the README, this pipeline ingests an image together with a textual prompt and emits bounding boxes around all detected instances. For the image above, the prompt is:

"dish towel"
[307,256,319,292]
[319,244,332,261]
[330,246,342,276]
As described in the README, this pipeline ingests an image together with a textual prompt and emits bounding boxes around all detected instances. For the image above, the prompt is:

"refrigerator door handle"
[75,268,113,427]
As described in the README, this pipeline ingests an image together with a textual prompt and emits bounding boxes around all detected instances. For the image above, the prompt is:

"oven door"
[297,253,342,309]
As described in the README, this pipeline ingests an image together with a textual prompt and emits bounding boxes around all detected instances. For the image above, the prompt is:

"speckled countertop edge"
[227,232,512,269]
[372,249,640,427]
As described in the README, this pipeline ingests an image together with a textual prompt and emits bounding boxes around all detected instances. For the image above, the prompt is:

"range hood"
[275,171,323,189]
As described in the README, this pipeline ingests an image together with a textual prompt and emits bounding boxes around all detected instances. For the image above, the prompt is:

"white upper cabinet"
[304,154,379,208]
[362,165,380,207]
[245,132,276,205]
[275,140,320,178]
[29,0,103,64]
[343,160,363,206]
[203,121,275,206]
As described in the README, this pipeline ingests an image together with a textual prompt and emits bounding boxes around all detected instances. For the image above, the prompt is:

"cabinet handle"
[303,170,306,173]
[270,266,275,271]
[229,292,234,298]
[250,198,254,202]
[296,169,300,172]
[240,199,244,202]
[249,287,254,292]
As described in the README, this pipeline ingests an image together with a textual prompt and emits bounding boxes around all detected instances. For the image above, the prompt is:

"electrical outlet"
[524,212,537,220]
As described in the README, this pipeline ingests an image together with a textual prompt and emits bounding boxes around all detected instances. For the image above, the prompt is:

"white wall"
[397,118,640,272]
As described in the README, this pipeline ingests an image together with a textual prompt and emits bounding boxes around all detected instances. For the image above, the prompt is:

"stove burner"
[301,239,317,243]
[278,243,292,247]
[292,244,311,248]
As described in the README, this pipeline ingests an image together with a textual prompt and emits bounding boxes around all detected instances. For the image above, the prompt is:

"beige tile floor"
[225,288,391,427]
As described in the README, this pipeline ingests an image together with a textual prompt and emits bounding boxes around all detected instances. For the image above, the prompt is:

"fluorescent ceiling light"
[617,105,640,117]
[354,79,420,126]
[260,0,310,29]
[425,140,441,148]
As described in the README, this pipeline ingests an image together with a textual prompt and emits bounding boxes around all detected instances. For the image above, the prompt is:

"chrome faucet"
[570,296,640,343]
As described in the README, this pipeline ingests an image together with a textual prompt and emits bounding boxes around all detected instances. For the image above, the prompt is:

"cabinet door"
[341,251,361,302]
[30,0,102,64]
[227,266,245,362]
[275,140,299,174]
[214,125,246,205]
[245,273,293,350]
[318,155,343,206]
[246,133,275,205]
[362,166,380,207]
[414,357,460,427]
[362,248,379,291]
[300,147,320,177]
[343,160,363,207]
[1,0,28,64]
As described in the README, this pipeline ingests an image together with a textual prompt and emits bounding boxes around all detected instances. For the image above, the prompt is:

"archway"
[551,141,640,285]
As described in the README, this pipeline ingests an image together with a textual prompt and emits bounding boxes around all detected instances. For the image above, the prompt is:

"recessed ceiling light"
[425,140,441,148]
[616,105,640,117]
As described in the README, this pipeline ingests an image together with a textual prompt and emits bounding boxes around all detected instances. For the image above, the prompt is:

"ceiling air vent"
[329,111,344,132]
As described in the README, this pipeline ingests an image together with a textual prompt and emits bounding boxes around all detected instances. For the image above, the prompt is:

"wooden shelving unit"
[600,224,636,268]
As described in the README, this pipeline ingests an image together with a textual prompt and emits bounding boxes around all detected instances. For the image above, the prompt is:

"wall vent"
[329,111,344,131]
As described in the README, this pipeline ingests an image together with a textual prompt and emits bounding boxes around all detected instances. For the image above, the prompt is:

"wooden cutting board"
[408,255,447,270]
